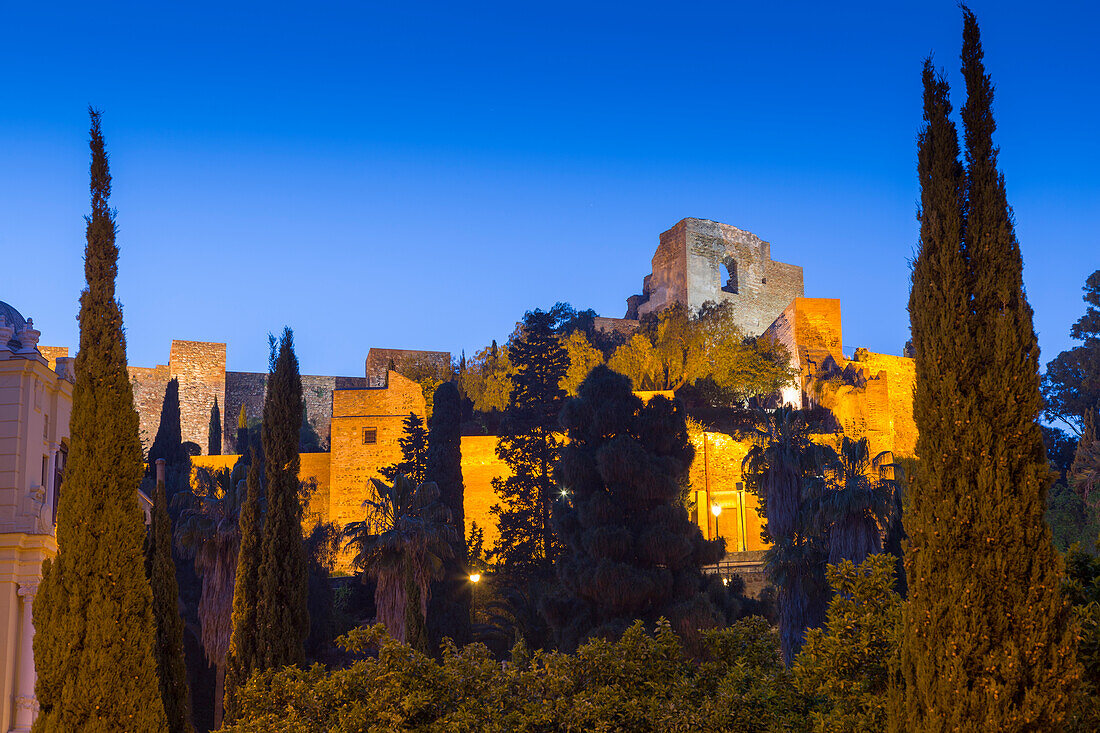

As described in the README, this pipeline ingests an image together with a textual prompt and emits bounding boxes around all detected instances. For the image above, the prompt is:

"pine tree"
[543,366,728,653]
[223,450,263,721]
[489,309,569,571]
[426,381,471,650]
[146,462,195,733]
[892,12,1077,729]
[380,412,429,485]
[209,397,222,455]
[32,108,168,731]
[254,328,309,668]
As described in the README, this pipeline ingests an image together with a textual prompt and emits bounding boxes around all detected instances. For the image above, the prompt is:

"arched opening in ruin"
[720,258,739,294]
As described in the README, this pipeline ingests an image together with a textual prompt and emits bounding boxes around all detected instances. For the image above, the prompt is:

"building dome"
[0,300,29,350]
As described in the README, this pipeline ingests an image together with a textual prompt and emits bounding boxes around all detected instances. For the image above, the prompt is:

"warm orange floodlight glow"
[469,573,481,583]
[711,504,722,517]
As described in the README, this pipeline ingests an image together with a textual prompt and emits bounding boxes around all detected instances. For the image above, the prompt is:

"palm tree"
[742,406,832,665]
[343,473,456,652]
[819,437,898,567]
[174,464,247,728]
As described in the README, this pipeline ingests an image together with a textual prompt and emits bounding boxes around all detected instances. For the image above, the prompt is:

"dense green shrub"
[220,617,809,732]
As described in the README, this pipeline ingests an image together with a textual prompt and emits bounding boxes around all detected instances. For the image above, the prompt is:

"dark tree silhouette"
[543,366,730,653]
[32,107,168,731]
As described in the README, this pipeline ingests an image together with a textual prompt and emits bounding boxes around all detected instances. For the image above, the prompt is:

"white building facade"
[0,302,72,733]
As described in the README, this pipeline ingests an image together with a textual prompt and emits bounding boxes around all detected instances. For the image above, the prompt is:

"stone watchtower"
[626,218,804,336]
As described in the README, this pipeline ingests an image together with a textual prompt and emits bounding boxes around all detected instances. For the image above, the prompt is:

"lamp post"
[711,503,722,543]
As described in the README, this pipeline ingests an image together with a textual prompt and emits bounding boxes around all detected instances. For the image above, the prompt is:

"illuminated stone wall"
[169,340,226,454]
[127,340,225,454]
[628,218,804,335]
[329,371,426,531]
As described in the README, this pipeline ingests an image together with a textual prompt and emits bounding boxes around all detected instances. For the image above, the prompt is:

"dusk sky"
[3,1,1096,378]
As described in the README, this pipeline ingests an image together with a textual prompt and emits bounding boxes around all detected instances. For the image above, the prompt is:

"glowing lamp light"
[711,504,723,517]
[469,573,481,584]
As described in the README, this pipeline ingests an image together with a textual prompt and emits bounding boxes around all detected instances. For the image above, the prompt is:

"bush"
[220,617,809,732]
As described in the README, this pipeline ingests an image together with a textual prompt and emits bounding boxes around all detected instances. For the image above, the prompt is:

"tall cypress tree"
[426,381,471,649]
[32,108,168,731]
[254,328,309,668]
[543,366,727,653]
[209,397,222,455]
[223,450,263,721]
[145,462,195,733]
[489,309,569,571]
[892,12,1077,729]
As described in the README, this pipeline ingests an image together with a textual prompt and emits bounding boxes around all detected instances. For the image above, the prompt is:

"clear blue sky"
[2,1,1096,377]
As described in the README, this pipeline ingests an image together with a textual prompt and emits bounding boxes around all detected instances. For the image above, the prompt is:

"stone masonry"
[627,218,804,336]
[128,340,225,454]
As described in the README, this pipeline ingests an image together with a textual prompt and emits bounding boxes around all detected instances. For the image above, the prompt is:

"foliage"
[224,452,264,721]
[893,16,1078,730]
[544,365,732,654]
[381,412,429,486]
[560,330,604,396]
[32,108,167,732]
[220,617,810,733]
[794,554,901,733]
[1043,270,1100,435]
[389,352,454,419]
[255,328,310,669]
[490,309,569,572]
[305,521,342,659]
[209,397,223,455]
[467,522,488,573]
[1063,544,1100,730]
[820,437,898,567]
[606,301,795,403]
[743,406,831,664]
[343,475,456,650]
[175,465,245,729]
[146,471,196,733]
[461,340,514,414]
[1071,408,1100,514]
[1048,482,1100,553]
[426,381,472,650]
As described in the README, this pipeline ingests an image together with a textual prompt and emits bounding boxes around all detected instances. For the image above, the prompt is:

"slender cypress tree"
[426,381,471,649]
[223,450,262,721]
[146,462,195,733]
[892,13,1077,729]
[254,328,309,668]
[543,366,727,653]
[235,404,248,454]
[209,397,222,455]
[32,108,168,731]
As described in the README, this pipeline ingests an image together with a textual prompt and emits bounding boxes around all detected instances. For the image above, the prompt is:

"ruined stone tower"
[626,217,804,335]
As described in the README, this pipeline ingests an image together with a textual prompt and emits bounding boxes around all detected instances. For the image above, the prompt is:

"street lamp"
[711,503,722,541]
[469,573,481,583]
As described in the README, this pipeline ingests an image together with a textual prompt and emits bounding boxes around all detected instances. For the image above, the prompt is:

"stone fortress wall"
[626,218,805,336]
[128,216,915,571]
